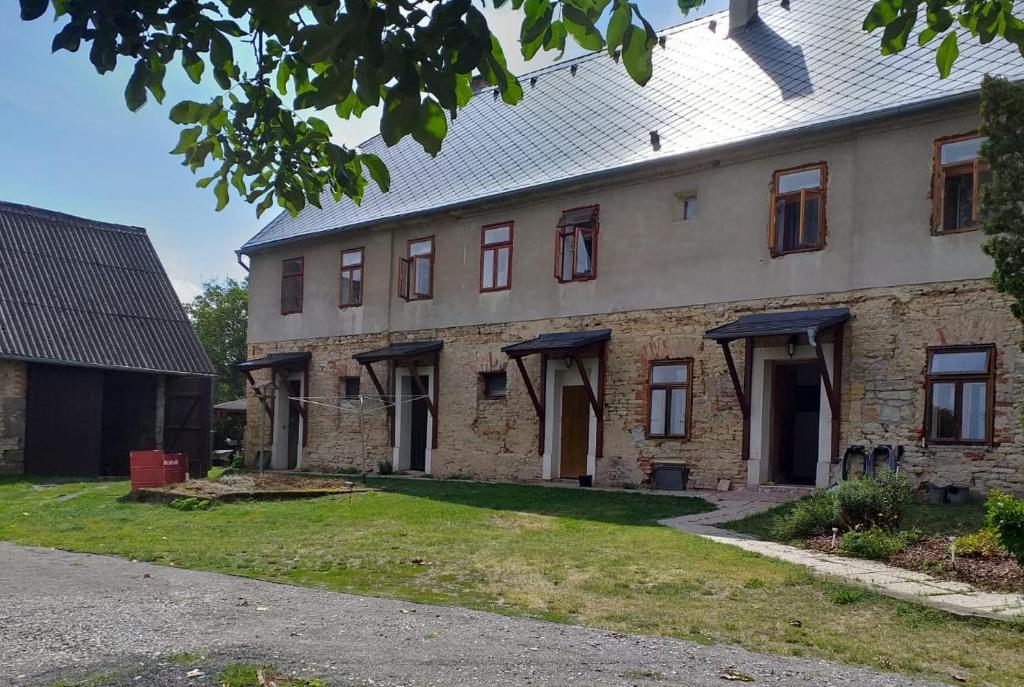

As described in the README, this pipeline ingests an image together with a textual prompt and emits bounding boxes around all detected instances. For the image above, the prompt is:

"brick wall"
[0,359,27,474]
[245,279,1024,494]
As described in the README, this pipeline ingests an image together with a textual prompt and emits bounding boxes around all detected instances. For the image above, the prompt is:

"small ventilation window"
[482,371,507,400]
[342,376,361,399]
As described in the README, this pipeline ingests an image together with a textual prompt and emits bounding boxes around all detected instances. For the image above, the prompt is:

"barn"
[0,201,215,477]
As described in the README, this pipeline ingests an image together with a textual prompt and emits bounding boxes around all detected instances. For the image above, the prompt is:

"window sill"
[932,226,981,236]
[646,434,690,442]
[480,287,511,294]
[770,246,825,259]
[556,276,597,284]
[338,304,363,310]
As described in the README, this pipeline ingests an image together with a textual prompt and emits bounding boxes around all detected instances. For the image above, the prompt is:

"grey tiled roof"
[0,202,215,375]
[241,0,1024,251]
[704,307,850,341]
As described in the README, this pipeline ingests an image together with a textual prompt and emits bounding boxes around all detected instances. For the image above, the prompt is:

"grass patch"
[165,650,205,665]
[2,475,1023,686]
[218,663,325,687]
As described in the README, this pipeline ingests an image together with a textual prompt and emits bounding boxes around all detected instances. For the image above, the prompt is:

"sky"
[0,1,727,303]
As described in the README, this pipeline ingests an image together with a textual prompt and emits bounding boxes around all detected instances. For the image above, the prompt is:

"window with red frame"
[480,222,513,292]
[339,248,364,307]
[281,257,304,314]
[398,237,434,300]
[926,345,995,445]
[932,134,990,234]
[554,205,599,283]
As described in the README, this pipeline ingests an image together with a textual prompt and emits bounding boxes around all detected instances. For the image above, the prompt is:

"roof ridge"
[0,200,147,234]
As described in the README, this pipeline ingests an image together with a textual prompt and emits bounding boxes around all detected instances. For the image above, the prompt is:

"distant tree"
[17,1,1023,216]
[980,77,1024,333]
[185,277,248,445]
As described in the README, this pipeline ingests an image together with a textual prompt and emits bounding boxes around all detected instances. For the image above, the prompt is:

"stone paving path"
[661,490,1024,622]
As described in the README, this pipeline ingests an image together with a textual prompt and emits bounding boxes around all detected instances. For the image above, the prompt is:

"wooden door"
[560,385,590,478]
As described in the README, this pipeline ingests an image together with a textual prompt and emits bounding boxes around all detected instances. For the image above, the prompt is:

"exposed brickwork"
[245,280,1024,495]
[0,359,27,474]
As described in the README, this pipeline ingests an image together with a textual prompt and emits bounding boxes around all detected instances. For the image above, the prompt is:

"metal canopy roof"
[704,308,850,342]
[0,201,214,376]
[240,0,1024,253]
[236,351,311,371]
[502,329,611,357]
[353,340,443,364]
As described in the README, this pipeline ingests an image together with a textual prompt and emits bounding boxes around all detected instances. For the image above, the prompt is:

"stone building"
[237,0,1024,494]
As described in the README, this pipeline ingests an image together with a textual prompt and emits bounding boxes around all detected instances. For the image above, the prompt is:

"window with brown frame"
[933,134,990,234]
[554,205,599,283]
[647,360,691,438]
[769,163,827,257]
[280,257,304,314]
[398,237,434,300]
[339,248,364,308]
[925,345,995,445]
[480,222,513,292]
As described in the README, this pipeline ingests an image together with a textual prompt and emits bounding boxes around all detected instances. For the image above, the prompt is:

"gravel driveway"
[0,542,940,687]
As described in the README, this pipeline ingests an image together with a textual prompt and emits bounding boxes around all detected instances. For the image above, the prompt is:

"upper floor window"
[339,248,364,308]
[480,222,513,292]
[281,257,303,314]
[926,344,994,445]
[648,360,691,439]
[398,237,434,301]
[933,134,990,234]
[769,163,827,257]
[555,205,599,283]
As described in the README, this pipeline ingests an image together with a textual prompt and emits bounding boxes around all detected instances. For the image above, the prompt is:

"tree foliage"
[185,277,249,403]
[19,0,1024,217]
[980,76,1024,328]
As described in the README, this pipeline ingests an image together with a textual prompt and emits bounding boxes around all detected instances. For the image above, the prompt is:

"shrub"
[954,528,1004,558]
[376,459,394,475]
[985,490,1024,566]
[169,497,212,511]
[839,527,918,560]
[773,491,839,540]
[834,470,913,532]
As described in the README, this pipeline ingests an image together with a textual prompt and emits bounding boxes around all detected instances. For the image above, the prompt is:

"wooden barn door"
[163,375,213,478]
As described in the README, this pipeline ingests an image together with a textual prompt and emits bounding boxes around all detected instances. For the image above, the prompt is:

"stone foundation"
[0,359,27,474]
[245,279,1024,495]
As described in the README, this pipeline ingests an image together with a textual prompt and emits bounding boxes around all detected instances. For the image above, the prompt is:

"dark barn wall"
[25,364,104,475]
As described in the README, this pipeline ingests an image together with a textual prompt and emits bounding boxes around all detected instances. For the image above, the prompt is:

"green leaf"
[299,25,343,64]
[20,0,48,20]
[413,98,448,157]
[214,178,229,211]
[936,31,959,79]
[169,100,206,124]
[379,91,420,146]
[606,3,631,54]
[170,126,202,154]
[360,153,390,192]
[182,48,204,84]
[621,25,654,86]
[124,60,149,112]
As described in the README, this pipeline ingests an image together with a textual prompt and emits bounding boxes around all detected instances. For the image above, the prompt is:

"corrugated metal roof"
[0,201,215,376]
[241,0,1024,252]
[704,307,850,341]
[502,329,611,356]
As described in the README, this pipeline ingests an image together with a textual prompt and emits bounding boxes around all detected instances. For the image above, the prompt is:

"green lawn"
[722,498,989,541]
[2,476,1022,686]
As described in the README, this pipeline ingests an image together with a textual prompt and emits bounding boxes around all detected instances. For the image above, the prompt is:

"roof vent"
[470,74,489,91]
[570,64,578,77]
[708,19,717,32]
[650,130,661,152]
[728,0,759,35]
[492,89,499,101]
[530,76,538,88]
[780,0,790,9]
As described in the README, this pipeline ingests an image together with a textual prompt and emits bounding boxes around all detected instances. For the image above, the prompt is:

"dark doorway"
[408,375,429,471]
[560,385,589,478]
[100,371,157,476]
[770,362,820,486]
[287,380,301,470]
